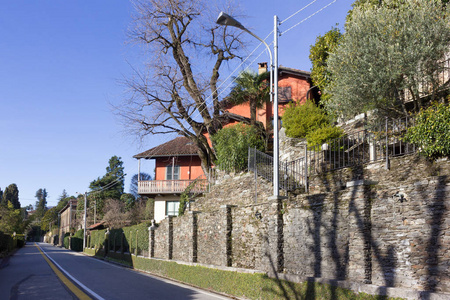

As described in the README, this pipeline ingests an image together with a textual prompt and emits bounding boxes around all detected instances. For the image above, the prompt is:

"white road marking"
[38,244,105,300]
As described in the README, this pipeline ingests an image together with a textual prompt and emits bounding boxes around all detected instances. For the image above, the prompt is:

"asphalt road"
[0,243,233,300]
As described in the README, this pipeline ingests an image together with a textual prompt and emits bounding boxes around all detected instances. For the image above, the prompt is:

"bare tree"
[102,199,130,229]
[118,0,245,176]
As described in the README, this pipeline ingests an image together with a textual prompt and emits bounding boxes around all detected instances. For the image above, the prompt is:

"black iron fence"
[248,116,417,192]
[248,147,306,192]
[306,116,416,175]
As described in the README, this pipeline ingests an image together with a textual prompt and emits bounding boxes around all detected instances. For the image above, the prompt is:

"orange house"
[134,64,312,222]
[133,137,208,222]
[224,63,313,130]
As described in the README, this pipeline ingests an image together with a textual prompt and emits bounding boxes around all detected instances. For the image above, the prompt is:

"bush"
[63,233,70,249]
[212,123,264,173]
[0,231,13,254]
[70,229,84,252]
[282,101,329,139]
[282,101,343,146]
[89,222,151,254]
[306,125,344,147]
[405,102,450,159]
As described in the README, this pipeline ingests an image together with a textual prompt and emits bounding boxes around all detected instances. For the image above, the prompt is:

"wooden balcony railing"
[138,179,208,195]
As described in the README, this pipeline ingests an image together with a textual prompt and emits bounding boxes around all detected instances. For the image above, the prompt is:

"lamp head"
[216,12,245,30]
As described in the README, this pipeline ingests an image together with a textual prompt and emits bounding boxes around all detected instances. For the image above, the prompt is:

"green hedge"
[63,233,70,249]
[0,232,13,254]
[70,229,84,252]
[0,232,25,256]
[89,222,150,254]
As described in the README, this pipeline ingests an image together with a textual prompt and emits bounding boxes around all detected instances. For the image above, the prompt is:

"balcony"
[137,179,209,195]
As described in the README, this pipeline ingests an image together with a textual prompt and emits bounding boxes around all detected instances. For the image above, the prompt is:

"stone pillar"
[149,220,156,258]
[168,216,173,260]
[188,211,198,263]
[220,205,233,267]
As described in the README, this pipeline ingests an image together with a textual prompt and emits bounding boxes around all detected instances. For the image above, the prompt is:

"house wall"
[224,73,310,129]
[58,202,77,246]
[154,195,180,223]
[155,156,204,181]
[277,74,310,116]
[154,200,166,223]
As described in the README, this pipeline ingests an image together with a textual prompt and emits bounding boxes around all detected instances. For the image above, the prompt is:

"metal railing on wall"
[248,116,417,192]
[248,147,306,192]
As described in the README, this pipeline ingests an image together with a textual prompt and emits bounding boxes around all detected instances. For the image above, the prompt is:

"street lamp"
[216,12,280,197]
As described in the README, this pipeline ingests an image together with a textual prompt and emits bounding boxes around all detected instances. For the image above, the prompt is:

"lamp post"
[77,192,88,251]
[83,192,87,250]
[216,12,280,197]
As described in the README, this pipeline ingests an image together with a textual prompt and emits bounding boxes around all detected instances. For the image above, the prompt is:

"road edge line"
[36,243,105,300]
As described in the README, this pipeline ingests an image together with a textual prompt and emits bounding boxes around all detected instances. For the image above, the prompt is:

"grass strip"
[85,250,404,300]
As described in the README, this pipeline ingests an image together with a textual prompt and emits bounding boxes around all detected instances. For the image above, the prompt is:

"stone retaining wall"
[148,154,450,298]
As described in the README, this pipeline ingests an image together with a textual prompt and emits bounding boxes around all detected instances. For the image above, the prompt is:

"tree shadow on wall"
[257,158,447,299]
[306,165,399,300]
[419,174,447,300]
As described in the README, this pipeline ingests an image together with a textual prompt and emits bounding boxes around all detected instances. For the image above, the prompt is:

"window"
[166,165,180,180]
[166,201,179,216]
[278,86,292,102]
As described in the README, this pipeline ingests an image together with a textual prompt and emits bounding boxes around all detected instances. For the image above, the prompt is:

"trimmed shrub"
[282,100,329,139]
[282,101,344,146]
[306,125,344,147]
[405,102,450,159]
[88,222,150,255]
[16,234,25,248]
[0,232,13,254]
[63,233,70,249]
[212,123,264,173]
[70,229,84,252]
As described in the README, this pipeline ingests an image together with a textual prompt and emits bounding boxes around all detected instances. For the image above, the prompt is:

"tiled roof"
[58,199,78,214]
[278,66,311,78]
[87,222,105,230]
[134,136,199,159]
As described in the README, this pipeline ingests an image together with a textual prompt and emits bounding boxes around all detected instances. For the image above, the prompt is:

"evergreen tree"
[56,189,70,211]
[309,27,342,105]
[89,156,125,217]
[130,173,152,199]
[3,184,20,209]
[35,188,48,218]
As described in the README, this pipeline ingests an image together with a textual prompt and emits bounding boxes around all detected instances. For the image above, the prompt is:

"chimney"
[258,62,268,75]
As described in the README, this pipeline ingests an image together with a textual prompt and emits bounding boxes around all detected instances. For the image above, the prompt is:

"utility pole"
[94,197,97,224]
[83,192,87,250]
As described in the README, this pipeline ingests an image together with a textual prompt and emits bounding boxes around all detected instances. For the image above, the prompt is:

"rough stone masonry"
[150,135,449,299]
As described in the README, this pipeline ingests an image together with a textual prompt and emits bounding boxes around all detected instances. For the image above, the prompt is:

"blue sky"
[0,0,353,209]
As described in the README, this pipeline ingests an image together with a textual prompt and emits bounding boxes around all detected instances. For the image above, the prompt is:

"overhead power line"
[281,0,338,36]
[281,0,318,25]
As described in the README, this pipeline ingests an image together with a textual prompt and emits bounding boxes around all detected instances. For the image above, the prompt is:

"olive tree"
[326,0,450,120]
